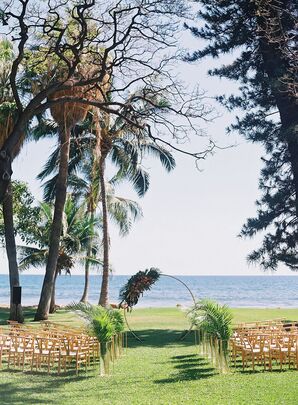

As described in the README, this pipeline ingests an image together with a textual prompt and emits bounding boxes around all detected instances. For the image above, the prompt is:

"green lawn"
[1,307,298,404]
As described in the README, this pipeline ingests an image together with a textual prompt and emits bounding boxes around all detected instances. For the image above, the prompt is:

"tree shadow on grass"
[0,369,94,404]
[127,329,196,349]
[0,307,38,325]
[228,358,294,374]
[172,354,197,360]
[0,382,53,405]
[0,367,95,378]
[237,366,295,375]
[154,354,216,384]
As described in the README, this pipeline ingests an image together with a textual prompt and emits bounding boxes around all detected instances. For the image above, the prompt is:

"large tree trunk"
[3,182,24,322]
[256,2,298,215]
[34,128,71,321]
[288,139,298,217]
[98,156,110,307]
[49,267,59,313]
[0,115,29,203]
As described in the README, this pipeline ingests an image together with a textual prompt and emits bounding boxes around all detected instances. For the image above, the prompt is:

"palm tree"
[33,55,108,320]
[36,109,175,307]
[97,110,176,307]
[68,96,176,308]
[31,116,103,307]
[79,179,143,304]
[18,196,102,312]
[37,130,143,304]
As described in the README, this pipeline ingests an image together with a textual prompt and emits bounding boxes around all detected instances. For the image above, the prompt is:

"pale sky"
[0,27,296,277]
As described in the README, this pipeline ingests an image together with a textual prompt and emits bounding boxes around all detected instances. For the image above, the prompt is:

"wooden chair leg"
[241,351,245,371]
[31,353,34,371]
[58,355,61,375]
[8,351,11,368]
[22,352,25,371]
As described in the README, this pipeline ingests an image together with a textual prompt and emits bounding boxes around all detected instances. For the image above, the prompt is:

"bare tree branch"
[0,0,218,199]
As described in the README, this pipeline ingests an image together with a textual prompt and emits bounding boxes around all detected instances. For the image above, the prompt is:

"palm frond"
[119,268,161,308]
[140,143,176,172]
[18,246,48,271]
[30,118,58,141]
[66,303,124,342]
[108,195,143,236]
[189,299,233,341]
[128,166,150,197]
[41,175,58,202]
[37,146,60,181]
[66,302,101,322]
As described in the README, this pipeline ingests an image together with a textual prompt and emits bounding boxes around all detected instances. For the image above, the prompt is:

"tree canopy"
[186,0,298,271]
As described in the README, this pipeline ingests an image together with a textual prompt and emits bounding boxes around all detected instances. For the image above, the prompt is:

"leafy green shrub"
[91,313,115,343]
[108,309,125,334]
[67,303,125,375]
[189,299,233,372]
[67,302,125,342]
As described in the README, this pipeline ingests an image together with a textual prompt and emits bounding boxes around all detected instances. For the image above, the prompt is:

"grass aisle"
[1,307,298,404]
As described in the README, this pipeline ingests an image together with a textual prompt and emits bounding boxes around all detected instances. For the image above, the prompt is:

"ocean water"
[0,274,297,308]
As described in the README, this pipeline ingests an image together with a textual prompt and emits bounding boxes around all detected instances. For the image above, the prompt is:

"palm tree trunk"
[80,258,90,303]
[98,156,110,307]
[3,182,24,322]
[49,267,59,313]
[80,235,92,303]
[80,209,95,303]
[35,127,71,321]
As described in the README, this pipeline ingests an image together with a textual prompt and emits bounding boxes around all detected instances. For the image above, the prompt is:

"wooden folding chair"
[0,334,12,368]
[8,335,34,370]
[58,336,90,375]
[31,337,60,374]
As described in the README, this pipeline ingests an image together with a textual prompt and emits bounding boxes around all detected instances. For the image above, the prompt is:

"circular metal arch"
[123,274,197,343]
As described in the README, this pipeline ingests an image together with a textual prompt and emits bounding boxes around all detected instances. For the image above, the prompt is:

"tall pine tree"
[187,0,298,270]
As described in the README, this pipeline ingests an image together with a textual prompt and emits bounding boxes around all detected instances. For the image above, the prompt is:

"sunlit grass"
[0,306,298,404]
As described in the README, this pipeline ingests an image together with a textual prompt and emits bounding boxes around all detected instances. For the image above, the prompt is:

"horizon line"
[0,273,297,277]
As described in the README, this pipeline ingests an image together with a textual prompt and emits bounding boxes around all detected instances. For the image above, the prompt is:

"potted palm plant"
[67,303,124,376]
[107,309,125,359]
[189,299,233,373]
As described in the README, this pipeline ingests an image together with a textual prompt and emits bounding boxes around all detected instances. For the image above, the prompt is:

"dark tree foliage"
[186,0,298,270]
[240,145,298,270]
[119,268,161,309]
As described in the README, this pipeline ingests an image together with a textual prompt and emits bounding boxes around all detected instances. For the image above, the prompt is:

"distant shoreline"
[1,305,298,310]
[1,273,298,277]
[1,275,297,308]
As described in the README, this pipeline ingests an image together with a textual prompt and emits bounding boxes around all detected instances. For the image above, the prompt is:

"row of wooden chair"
[236,318,286,328]
[0,322,100,375]
[231,320,298,371]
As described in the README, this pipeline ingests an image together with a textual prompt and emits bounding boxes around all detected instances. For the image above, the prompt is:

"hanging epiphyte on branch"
[119,267,161,309]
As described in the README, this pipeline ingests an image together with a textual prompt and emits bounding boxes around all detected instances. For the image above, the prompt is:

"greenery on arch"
[119,268,161,309]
